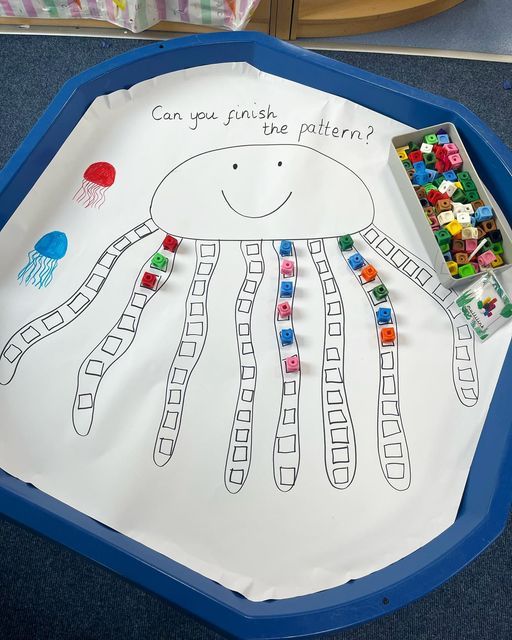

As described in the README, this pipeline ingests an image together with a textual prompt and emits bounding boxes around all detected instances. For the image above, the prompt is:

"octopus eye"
[233,163,238,170]
[278,161,283,167]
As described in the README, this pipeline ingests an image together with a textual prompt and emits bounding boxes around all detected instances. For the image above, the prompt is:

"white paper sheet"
[0,62,510,601]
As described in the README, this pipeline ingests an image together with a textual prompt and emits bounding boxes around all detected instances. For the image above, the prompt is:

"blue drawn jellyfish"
[18,231,68,289]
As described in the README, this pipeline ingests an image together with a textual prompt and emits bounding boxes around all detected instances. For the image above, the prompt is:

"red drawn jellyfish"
[73,162,116,209]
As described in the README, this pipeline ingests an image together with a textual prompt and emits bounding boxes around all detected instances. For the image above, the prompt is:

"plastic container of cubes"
[390,123,512,289]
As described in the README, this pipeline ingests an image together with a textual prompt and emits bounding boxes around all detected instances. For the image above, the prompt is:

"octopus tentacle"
[224,241,265,493]
[308,239,357,490]
[0,219,159,386]
[272,241,301,492]
[72,236,181,436]
[360,224,479,407]
[341,244,411,491]
[154,240,220,466]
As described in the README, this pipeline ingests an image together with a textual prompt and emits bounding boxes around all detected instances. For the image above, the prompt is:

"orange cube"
[380,326,396,344]
[361,264,378,282]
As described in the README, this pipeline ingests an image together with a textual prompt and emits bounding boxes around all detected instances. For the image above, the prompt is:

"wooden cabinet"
[0,0,463,39]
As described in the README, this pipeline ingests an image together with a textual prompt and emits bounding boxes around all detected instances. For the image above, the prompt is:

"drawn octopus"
[0,144,479,493]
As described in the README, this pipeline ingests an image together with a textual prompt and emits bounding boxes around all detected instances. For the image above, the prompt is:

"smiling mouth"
[221,190,293,219]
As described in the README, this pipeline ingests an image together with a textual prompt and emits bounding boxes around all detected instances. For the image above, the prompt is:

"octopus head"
[150,144,374,240]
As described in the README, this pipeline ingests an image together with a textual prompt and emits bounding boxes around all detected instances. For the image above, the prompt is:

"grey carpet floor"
[0,35,511,639]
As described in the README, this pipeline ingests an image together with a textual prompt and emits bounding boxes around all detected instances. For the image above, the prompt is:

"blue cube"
[280,281,293,298]
[280,328,294,346]
[443,251,452,262]
[413,161,426,172]
[470,215,476,226]
[443,170,457,181]
[376,307,392,324]
[412,172,429,186]
[279,240,292,256]
[475,205,493,223]
[348,253,364,270]
[437,134,450,144]
[425,169,438,181]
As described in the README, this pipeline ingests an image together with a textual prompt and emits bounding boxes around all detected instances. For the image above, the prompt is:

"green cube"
[372,284,388,301]
[457,171,471,182]
[452,188,467,204]
[433,177,445,188]
[424,133,438,145]
[402,160,413,171]
[458,264,476,278]
[439,242,450,254]
[465,189,479,202]
[151,252,168,271]
[424,183,436,193]
[423,152,436,168]
[492,241,504,255]
[338,234,354,251]
[435,229,452,245]
[407,141,420,152]
[461,179,475,191]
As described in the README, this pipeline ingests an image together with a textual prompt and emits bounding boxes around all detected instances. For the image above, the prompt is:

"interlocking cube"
[475,205,493,223]
[277,302,291,319]
[455,252,469,265]
[372,284,388,301]
[376,307,392,324]
[279,240,292,256]
[448,154,463,170]
[420,142,433,153]
[141,272,158,290]
[456,211,471,227]
[348,253,364,270]
[361,264,378,282]
[477,250,496,267]
[444,143,459,155]
[338,234,354,251]
[465,239,478,254]
[447,261,458,276]
[445,220,463,236]
[150,252,168,272]
[437,210,454,226]
[380,326,396,344]
[438,180,457,197]
[281,259,294,277]
[284,355,300,373]
[280,328,294,346]
[458,264,476,278]
[162,234,178,252]
[461,226,479,240]
[280,281,293,298]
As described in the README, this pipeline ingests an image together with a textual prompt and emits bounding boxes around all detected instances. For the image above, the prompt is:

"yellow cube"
[491,255,504,268]
[455,181,463,190]
[446,261,459,276]
[445,220,463,236]
[398,150,408,161]
[396,145,409,154]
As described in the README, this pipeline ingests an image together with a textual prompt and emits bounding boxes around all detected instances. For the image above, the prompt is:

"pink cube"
[281,259,295,277]
[470,261,480,273]
[465,239,478,253]
[448,154,463,170]
[277,302,291,319]
[284,355,300,373]
[477,250,496,267]
[444,143,459,155]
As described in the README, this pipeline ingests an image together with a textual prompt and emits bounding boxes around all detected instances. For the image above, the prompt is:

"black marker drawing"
[0,144,480,494]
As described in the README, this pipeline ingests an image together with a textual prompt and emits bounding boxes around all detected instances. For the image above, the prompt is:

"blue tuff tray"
[0,32,511,640]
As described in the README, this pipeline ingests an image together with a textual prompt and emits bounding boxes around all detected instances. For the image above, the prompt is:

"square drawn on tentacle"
[78,393,93,409]
[190,302,205,316]
[99,252,117,269]
[200,244,216,257]
[159,438,174,456]
[229,469,244,485]
[326,347,340,361]
[284,381,296,396]
[241,342,254,355]
[457,325,472,340]
[309,240,321,254]
[179,342,196,358]
[333,467,349,485]
[327,390,343,405]
[192,280,206,296]
[323,278,336,295]
[246,244,260,256]
[283,409,296,424]
[197,262,213,276]
[382,375,396,395]
[242,366,255,380]
[21,326,40,344]
[381,352,394,370]
[131,293,147,309]
[386,463,405,479]
[238,324,250,336]
[163,411,179,430]
[278,435,296,453]
[455,345,470,361]
[331,427,348,444]
[243,280,257,294]
[102,335,122,356]
[238,299,252,313]
[377,238,394,256]
[118,314,136,332]
[391,249,408,269]
[86,273,105,293]
[233,446,248,462]
[235,429,249,442]
[332,446,349,464]
[279,467,296,486]
[241,389,254,402]
[327,301,341,316]
[3,345,21,363]
[168,389,182,404]
[249,261,263,274]
[384,443,403,458]
[325,368,342,383]
[363,228,378,243]
[237,410,251,423]
[68,293,89,314]
[85,359,104,377]
[171,368,187,384]
[415,269,432,286]
[42,311,64,331]
[114,237,130,251]
[328,322,341,336]
[186,322,204,336]
[382,420,401,437]
[382,400,399,416]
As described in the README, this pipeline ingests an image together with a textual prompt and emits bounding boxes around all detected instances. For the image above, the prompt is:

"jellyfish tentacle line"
[272,241,301,492]
[0,220,158,386]
[308,239,357,490]
[360,224,479,407]
[18,231,68,289]
[73,161,116,209]
[224,241,265,493]
[153,240,220,466]
[341,245,411,491]
[72,238,181,437]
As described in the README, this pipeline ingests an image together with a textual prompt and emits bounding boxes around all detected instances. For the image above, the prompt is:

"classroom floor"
[0,34,511,640]
[302,0,512,57]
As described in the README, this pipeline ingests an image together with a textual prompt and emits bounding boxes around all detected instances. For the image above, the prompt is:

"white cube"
[461,226,479,240]
[452,202,465,214]
[437,210,455,226]
[456,211,471,227]
[438,180,457,197]
[463,204,474,214]
[420,143,433,153]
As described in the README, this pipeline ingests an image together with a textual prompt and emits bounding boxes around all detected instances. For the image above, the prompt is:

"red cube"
[141,272,158,290]
[163,234,178,252]
[408,150,423,164]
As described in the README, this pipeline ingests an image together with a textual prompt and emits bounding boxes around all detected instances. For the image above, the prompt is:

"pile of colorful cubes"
[396,128,506,279]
